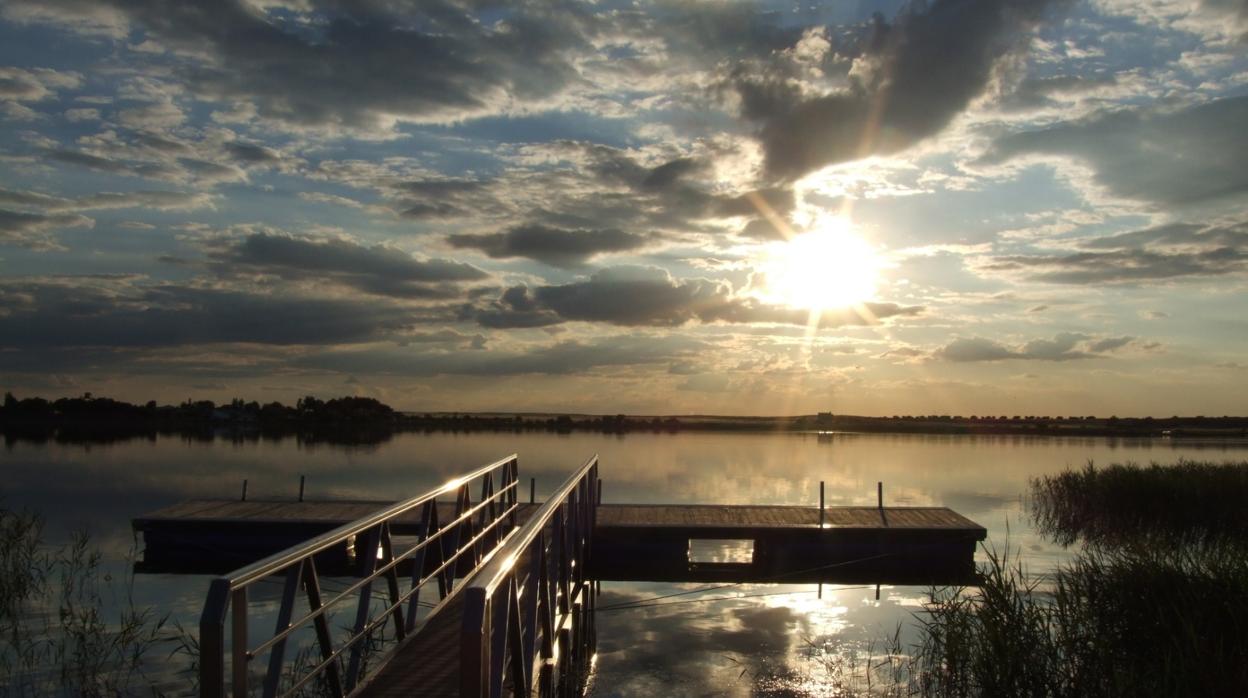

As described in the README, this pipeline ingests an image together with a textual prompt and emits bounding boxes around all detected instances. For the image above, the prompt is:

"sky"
[0,0,1246,417]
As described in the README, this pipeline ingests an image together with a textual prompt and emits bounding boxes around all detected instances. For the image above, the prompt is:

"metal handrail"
[460,454,600,697]
[228,454,517,587]
[467,455,595,598]
[200,454,521,698]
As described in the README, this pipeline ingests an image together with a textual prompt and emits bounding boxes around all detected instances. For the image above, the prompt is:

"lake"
[4,430,1247,695]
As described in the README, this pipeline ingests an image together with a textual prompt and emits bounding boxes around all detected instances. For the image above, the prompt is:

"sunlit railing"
[199,454,521,697]
[460,454,599,697]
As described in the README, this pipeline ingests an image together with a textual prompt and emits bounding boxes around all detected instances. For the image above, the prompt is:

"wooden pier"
[138,501,984,582]
[169,455,986,697]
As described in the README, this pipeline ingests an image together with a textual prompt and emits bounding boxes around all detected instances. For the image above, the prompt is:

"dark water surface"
[4,430,1247,695]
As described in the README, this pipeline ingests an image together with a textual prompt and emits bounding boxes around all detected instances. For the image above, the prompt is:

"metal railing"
[199,454,521,697]
[460,454,600,698]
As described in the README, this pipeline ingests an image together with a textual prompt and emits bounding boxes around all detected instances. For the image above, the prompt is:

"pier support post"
[241,479,247,502]
[530,477,536,504]
[299,475,305,503]
[877,481,883,509]
[819,481,825,528]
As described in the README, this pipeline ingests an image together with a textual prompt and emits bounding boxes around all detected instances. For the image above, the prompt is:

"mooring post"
[530,477,536,504]
[877,481,883,509]
[299,475,306,502]
[819,480,825,528]
[241,479,248,502]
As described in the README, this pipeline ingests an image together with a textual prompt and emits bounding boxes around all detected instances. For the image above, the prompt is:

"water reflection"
[3,430,1247,695]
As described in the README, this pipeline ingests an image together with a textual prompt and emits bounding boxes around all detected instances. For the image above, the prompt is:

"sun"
[760,218,881,311]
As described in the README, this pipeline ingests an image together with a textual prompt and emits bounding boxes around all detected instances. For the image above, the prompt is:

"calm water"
[4,430,1248,695]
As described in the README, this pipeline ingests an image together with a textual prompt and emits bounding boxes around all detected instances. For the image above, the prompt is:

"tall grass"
[0,507,173,695]
[914,544,1248,697]
[909,460,1248,697]
[1030,459,1248,547]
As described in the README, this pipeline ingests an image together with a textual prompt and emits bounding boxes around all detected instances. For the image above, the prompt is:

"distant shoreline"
[4,392,1247,445]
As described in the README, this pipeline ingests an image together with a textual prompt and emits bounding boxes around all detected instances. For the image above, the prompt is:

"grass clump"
[0,507,173,695]
[1030,459,1248,547]
[916,545,1248,697]
[914,460,1248,697]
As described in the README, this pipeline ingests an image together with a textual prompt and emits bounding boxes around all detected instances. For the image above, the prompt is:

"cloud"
[0,66,82,119]
[295,334,705,378]
[0,186,214,249]
[1000,73,1118,111]
[936,332,1136,362]
[447,224,650,268]
[7,0,595,136]
[64,107,99,122]
[470,265,922,329]
[0,277,440,350]
[735,0,1063,180]
[982,220,1248,284]
[207,231,489,300]
[0,209,92,250]
[982,96,1248,207]
[0,187,214,213]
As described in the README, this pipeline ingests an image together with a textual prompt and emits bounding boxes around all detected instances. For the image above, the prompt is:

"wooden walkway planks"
[356,592,467,698]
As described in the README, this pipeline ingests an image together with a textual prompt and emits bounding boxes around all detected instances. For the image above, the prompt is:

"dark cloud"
[223,142,282,165]
[11,0,593,134]
[1086,335,1134,353]
[0,278,438,350]
[1080,221,1248,251]
[1002,73,1117,111]
[294,334,705,377]
[0,187,212,213]
[738,0,1063,180]
[936,332,1135,362]
[468,265,922,329]
[984,220,1248,284]
[0,209,91,250]
[983,96,1248,206]
[387,178,489,219]
[208,231,489,299]
[447,224,649,268]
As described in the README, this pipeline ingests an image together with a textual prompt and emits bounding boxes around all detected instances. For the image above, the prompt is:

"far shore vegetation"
[4,392,1247,447]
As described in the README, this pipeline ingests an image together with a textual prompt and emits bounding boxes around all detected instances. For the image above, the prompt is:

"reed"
[914,543,1248,697]
[0,507,173,695]
[913,459,1248,697]
[1030,459,1248,547]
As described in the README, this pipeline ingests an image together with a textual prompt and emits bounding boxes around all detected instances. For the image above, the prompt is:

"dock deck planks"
[136,501,982,531]
[596,504,981,530]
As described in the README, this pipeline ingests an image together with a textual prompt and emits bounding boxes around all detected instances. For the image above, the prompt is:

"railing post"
[460,588,489,697]
[199,579,230,697]
[231,587,248,696]
[819,480,825,528]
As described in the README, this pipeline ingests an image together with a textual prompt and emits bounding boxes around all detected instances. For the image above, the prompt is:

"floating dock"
[135,500,984,582]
